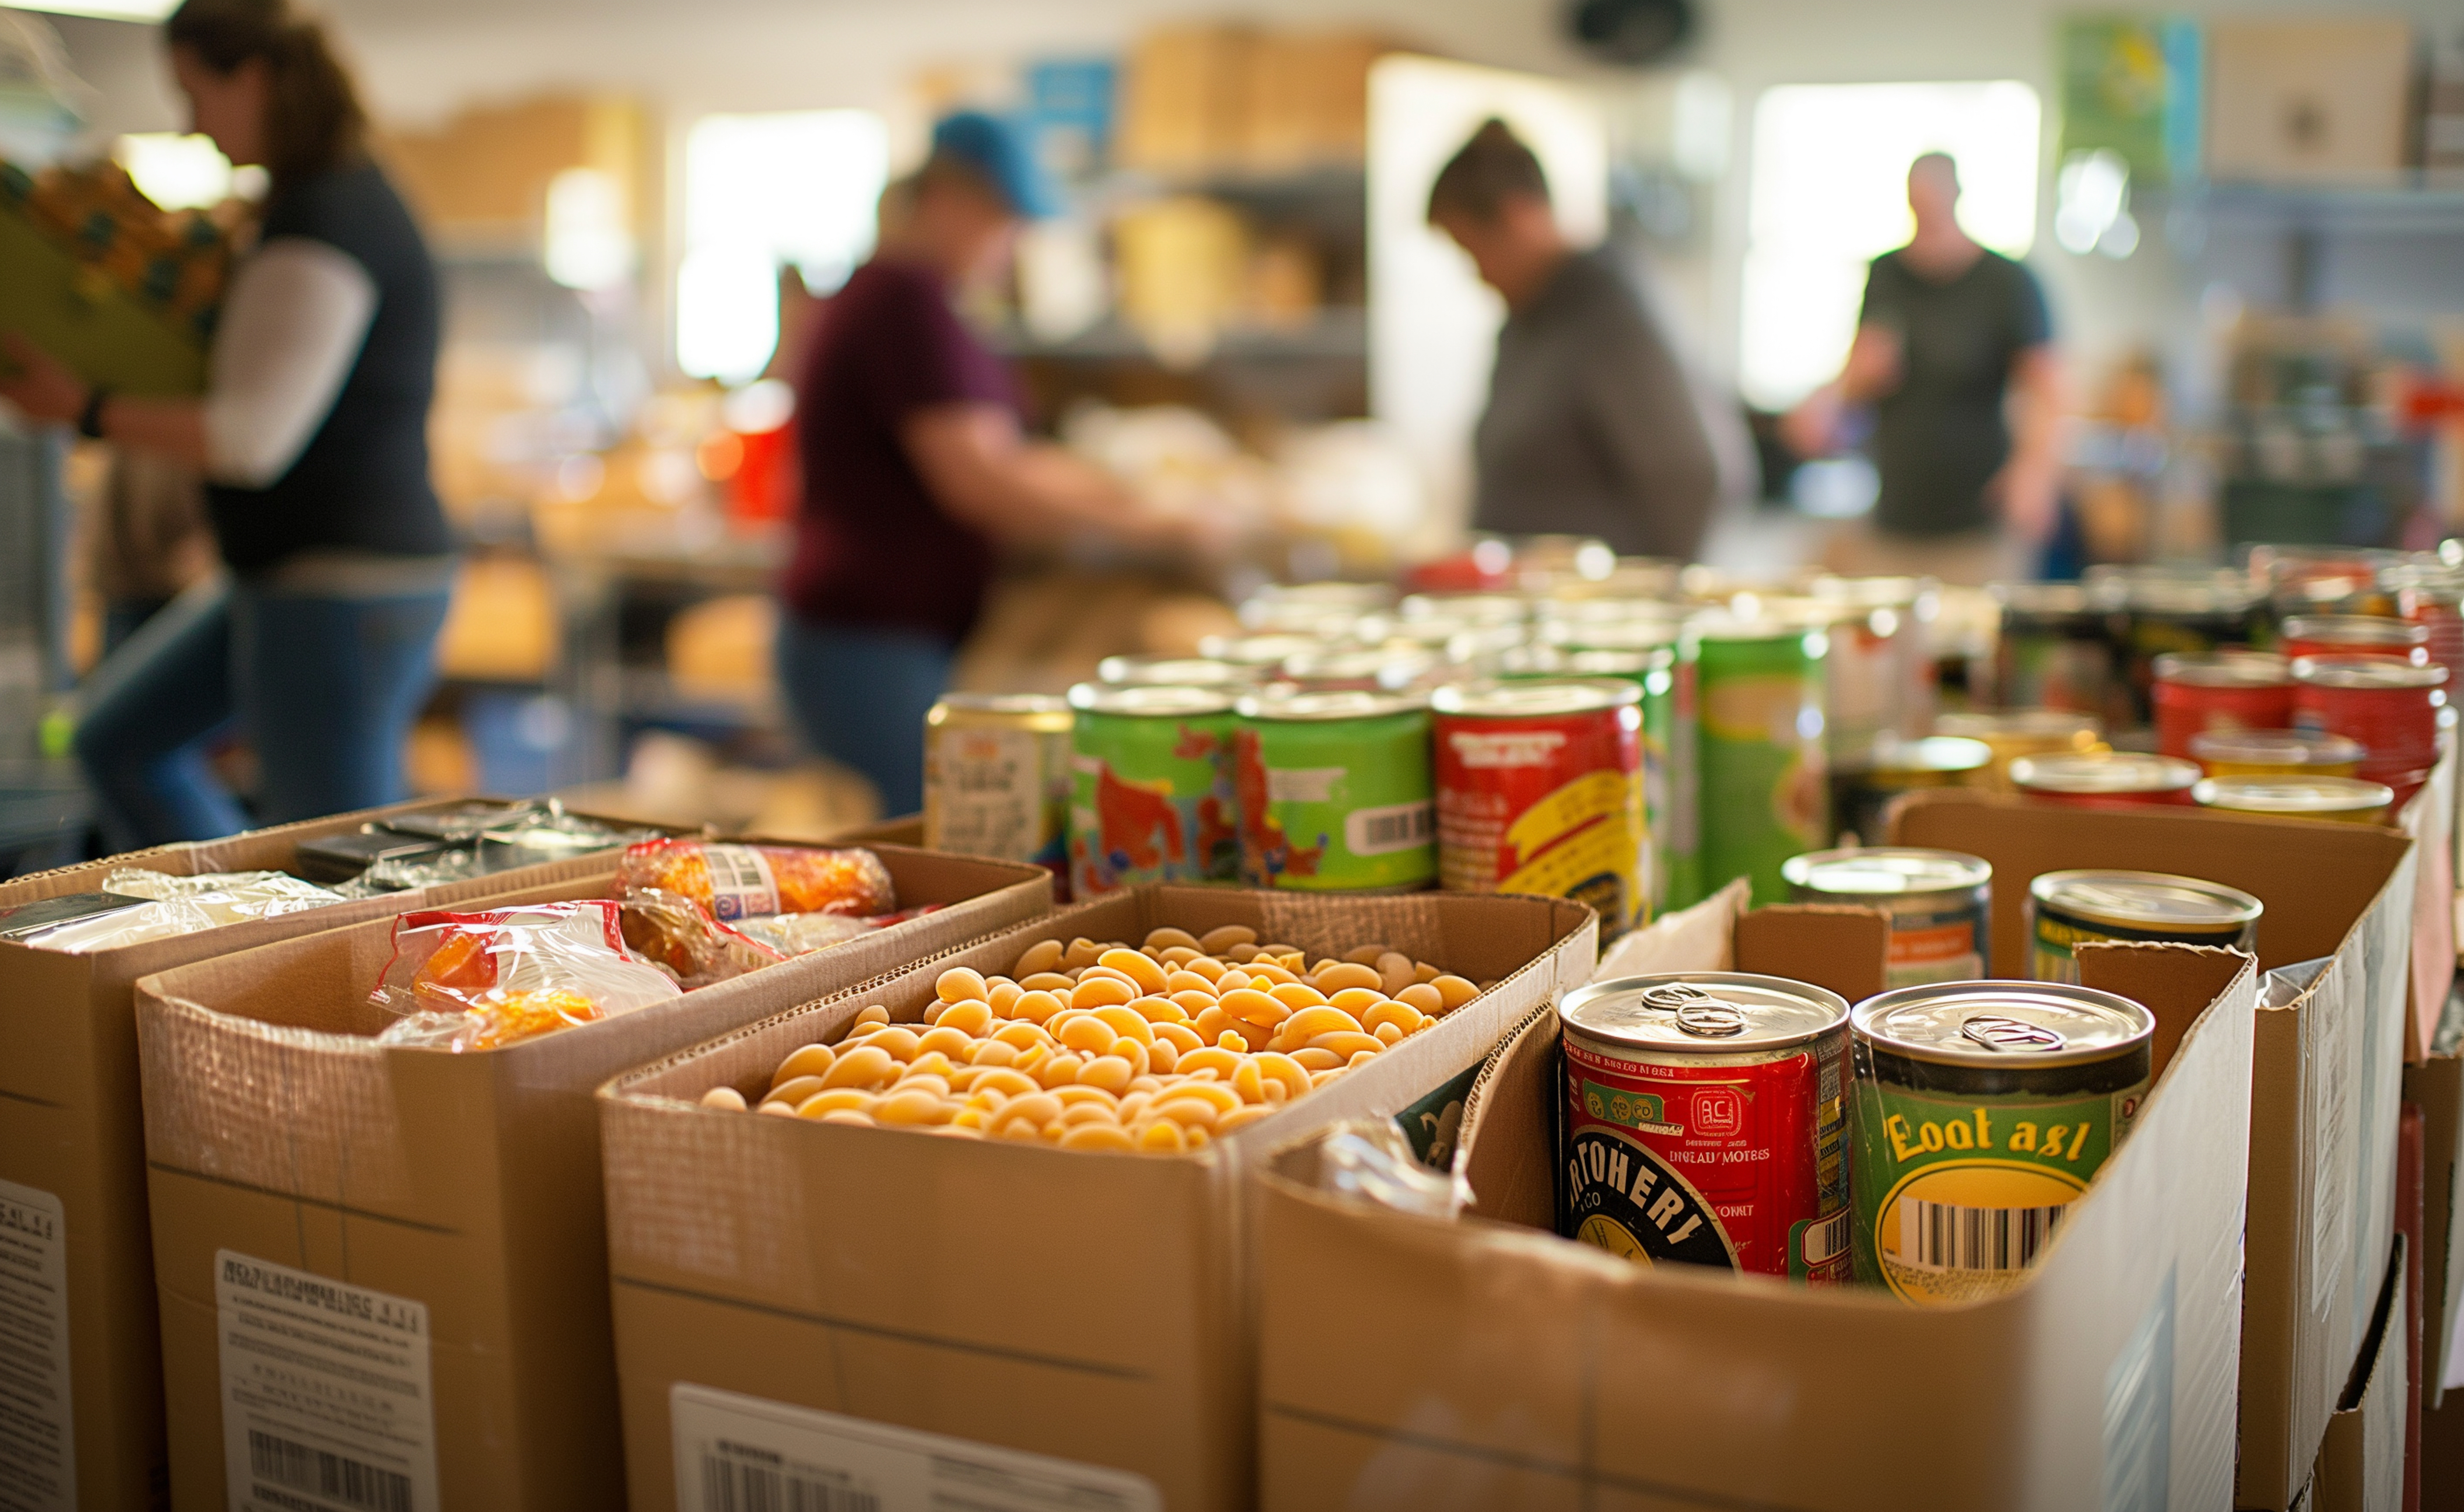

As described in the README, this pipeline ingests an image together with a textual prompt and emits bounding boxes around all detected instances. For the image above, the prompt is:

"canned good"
[1493,644,1679,914]
[2115,574,2265,727]
[1685,616,1830,906]
[923,693,1074,886]
[1932,708,2104,791]
[2150,651,2293,759]
[2292,655,2448,806]
[1547,615,1683,654]
[1796,578,1940,759]
[2384,564,2464,685]
[1095,654,1261,689]
[1276,645,1439,694]
[2026,869,2261,982]
[1850,982,2154,1303]
[1065,684,1239,895]
[1239,580,1392,631]
[2191,774,2394,824]
[2278,614,2429,667]
[1990,582,2124,725]
[1197,632,1330,672]
[1783,847,1993,987]
[1557,973,1852,1281]
[1231,690,1435,890]
[2009,751,2200,808]
[2187,726,2363,777]
[1432,679,1646,932]
[1399,591,1530,626]
[1828,735,1992,846]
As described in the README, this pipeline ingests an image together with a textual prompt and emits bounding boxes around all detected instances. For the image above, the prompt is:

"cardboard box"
[134,847,1050,1512]
[2397,736,2456,1061]
[1894,793,2415,1510]
[1253,885,2256,1509]
[0,800,662,1512]
[2408,1049,2464,1408]
[598,886,1598,1512]
[2206,18,2418,182]
[2310,1238,2408,1512]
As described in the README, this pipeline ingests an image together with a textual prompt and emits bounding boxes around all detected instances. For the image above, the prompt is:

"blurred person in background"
[85,452,217,654]
[1428,119,1719,561]
[1787,151,2063,584]
[780,112,1195,817]
[0,0,448,848]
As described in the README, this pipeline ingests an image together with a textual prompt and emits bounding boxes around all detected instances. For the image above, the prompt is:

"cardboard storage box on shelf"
[2310,1239,2408,1512]
[1894,793,2414,1510]
[1253,884,2255,1509]
[133,846,1050,1512]
[2205,17,2418,181]
[0,798,663,1512]
[2410,1041,2464,1409]
[598,885,1598,1512]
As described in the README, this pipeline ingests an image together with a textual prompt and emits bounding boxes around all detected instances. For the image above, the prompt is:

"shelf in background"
[994,308,1368,364]
[2143,175,2464,234]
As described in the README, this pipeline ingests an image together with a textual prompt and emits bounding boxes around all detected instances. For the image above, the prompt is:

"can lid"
[2187,726,2365,766]
[2281,615,2429,648]
[1067,682,1239,717]
[1682,611,1820,646]
[1934,708,2105,742]
[1852,982,2155,1068]
[2028,868,2264,930]
[2291,655,2450,690]
[1990,581,2103,614]
[1096,655,1260,688]
[1845,735,1993,778]
[1544,616,1681,653]
[2153,651,2290,688]
[1430,678,1640,717]
[1559,972,1848,1052]
[1782,847,1992,896]
[1278,646,1438,688]
[1197,632,1328,667]
[1356,615,1471,650]
[1494,645,1661,680]
[935,691,1072,717]
[1236,688,1425,721]
[2192,775,2395,815]
[2009,751,2201,794]
[1399,592,1530,625]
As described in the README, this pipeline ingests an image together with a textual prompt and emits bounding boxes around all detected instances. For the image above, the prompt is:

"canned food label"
[1232,713,1435,890]
[1851,1078,2145,1305]
[927,727,1067,869]
[700,844,779,921]
[1437,707,1643,927]
[1345,802,1435,857]
[1888,905,1987,988]
[1071,718,1237,895]
[1694,664,1827,907]
[0,1179,73,1512]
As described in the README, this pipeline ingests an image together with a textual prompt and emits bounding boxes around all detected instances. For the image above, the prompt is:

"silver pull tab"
[1639,982,1711,1009]
[1961,1014,2066,1053]
[1674,999,1747,1037]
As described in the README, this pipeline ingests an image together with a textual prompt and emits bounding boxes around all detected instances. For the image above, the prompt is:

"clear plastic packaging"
[1315,1118,1472,1220]
[18,868,345,952]
[615,840,895,922]
[618,888,784,990]
[371,900,681,1052]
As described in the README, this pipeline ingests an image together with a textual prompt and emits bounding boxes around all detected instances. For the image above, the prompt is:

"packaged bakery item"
[615,839,895,921]
[371,900,681,1052]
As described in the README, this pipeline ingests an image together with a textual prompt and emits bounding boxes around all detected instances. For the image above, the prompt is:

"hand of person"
[1988,458,2062,545]
[0,333,90,426]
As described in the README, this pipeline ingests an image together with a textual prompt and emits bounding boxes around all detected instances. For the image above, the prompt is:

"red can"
[1432,679,1644,932]
[2293,655,2448,808]
[2009,750,2201,808]
[1556,973,1853,1281]
[2151,651,2293,759]
[2278,615,2429,667]
[2387,567,2464,686]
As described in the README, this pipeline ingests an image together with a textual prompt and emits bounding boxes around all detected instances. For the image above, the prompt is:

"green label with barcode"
[1230,707,1435,890]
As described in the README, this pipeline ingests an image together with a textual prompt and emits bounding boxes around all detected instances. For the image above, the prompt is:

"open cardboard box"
[596,886,1597,1512]
[1253,886,2257,1510]
[1893,792,2413,1510]
[2310,1238,2408,1512]
[0,796,670,1512]
[131,845,1050,1512]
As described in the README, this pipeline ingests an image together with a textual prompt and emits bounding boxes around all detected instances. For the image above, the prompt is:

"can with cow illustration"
[1231,689,1435,891]
[1431,678,1645,933]
[1066,683,1239,896]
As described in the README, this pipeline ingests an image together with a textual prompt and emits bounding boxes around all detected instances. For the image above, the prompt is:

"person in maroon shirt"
[779,113,1173,815]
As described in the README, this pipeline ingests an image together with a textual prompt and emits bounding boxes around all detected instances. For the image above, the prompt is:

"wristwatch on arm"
[76,385,109,439]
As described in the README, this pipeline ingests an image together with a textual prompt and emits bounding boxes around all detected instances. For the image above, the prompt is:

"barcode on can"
[1799,1208,1850,1267]
[246,1429,413,1512]
[1891,1197,2069,1273]
[1345,802,1434,857]
[700,1445,879,1512]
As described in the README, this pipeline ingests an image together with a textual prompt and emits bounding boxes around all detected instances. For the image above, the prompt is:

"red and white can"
[2293,655,2447,808]
[1432,679,1645,932]
[1556,972,1853,1281]
[2008,750,2201,808]
[2150,651,2293,759]
[2386,566,2464,686]
[2278,615,2429,667]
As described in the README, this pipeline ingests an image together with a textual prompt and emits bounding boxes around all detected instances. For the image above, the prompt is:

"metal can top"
[1934,708,2105,743]
[1544,616,1681,652]
[1852,981,2155,1069]
[1399,592,1531,625]
[1235,688,1425,722]
[1198,632,1330,667]
[2028,868,2264,932]
[1990,581,2108,615]
[2152,651,2290,688]
[1844,735,1994,779]
[2281,615,2429,649]
[1683,611,1820,646]
[933,692,1074,728]
[1356,615,1471,650]
[2291,655,2450,690]
[1096,654,1261,688]
[1540,596,1686,626]
[2186,727,2365,767]
[2009,751,2200,796]
[1277,645,1438,690]
[1782,847,1992,899]
[1067,682,1239,718]
[1245,581,1393,613]
[1559,971,1849,1054]
[1429,678,1641,718]
[1494,645,1664,681]
[2192,775,2394,816]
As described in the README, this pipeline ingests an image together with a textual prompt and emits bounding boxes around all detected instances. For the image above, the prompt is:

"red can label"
[2152,679,2293,760]
[1561,1032,1851,1281]
[1435,707,1643,931]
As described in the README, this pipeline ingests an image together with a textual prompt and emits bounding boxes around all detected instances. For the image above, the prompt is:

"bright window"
[676,111,889,385]
[1739,81,2041,411]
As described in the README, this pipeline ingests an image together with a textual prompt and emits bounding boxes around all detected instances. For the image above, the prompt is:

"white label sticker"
[930,728,1050,861]
[701,845,780,922]
[1264,765,1345,804]
[1344,801,1434,856]
[671,1383,1160,1512]
[0,1177,75,1512]
[216,1251,438,1512]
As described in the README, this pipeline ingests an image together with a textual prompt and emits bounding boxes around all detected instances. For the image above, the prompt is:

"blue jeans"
[74,575,452,847]
[774,616,952,817]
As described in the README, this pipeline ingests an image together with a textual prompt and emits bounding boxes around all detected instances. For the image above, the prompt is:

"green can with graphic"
[1684,615,1828,906]
[1232,690,1435,890]
[1067,683,1239,896]
[1498,642,1676,914]
[1849,982,2152,1305]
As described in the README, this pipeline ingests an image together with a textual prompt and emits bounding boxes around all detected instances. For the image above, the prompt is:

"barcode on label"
[1800,1208,1850,1267]
[1345,802,1433,857]
[1892,1198,2068,1273]
[246,1430,412,1512]
[701,1448,879,1512]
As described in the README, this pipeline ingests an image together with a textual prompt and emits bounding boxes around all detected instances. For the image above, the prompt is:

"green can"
[1231,690,1435,890]
[1067,683,1239,897]
[1496,644,1676,915]
[1683,615,1830,906]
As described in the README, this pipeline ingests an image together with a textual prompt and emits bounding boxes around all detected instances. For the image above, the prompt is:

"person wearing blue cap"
[778,112,1189,818]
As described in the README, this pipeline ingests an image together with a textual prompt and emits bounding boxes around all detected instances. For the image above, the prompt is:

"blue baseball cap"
[929,110,1061,220]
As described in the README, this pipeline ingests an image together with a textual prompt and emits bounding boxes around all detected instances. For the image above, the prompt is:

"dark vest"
[205,162,448,572]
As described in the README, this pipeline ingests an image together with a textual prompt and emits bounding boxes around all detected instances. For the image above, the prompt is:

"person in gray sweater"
[1429,119,1719,560]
